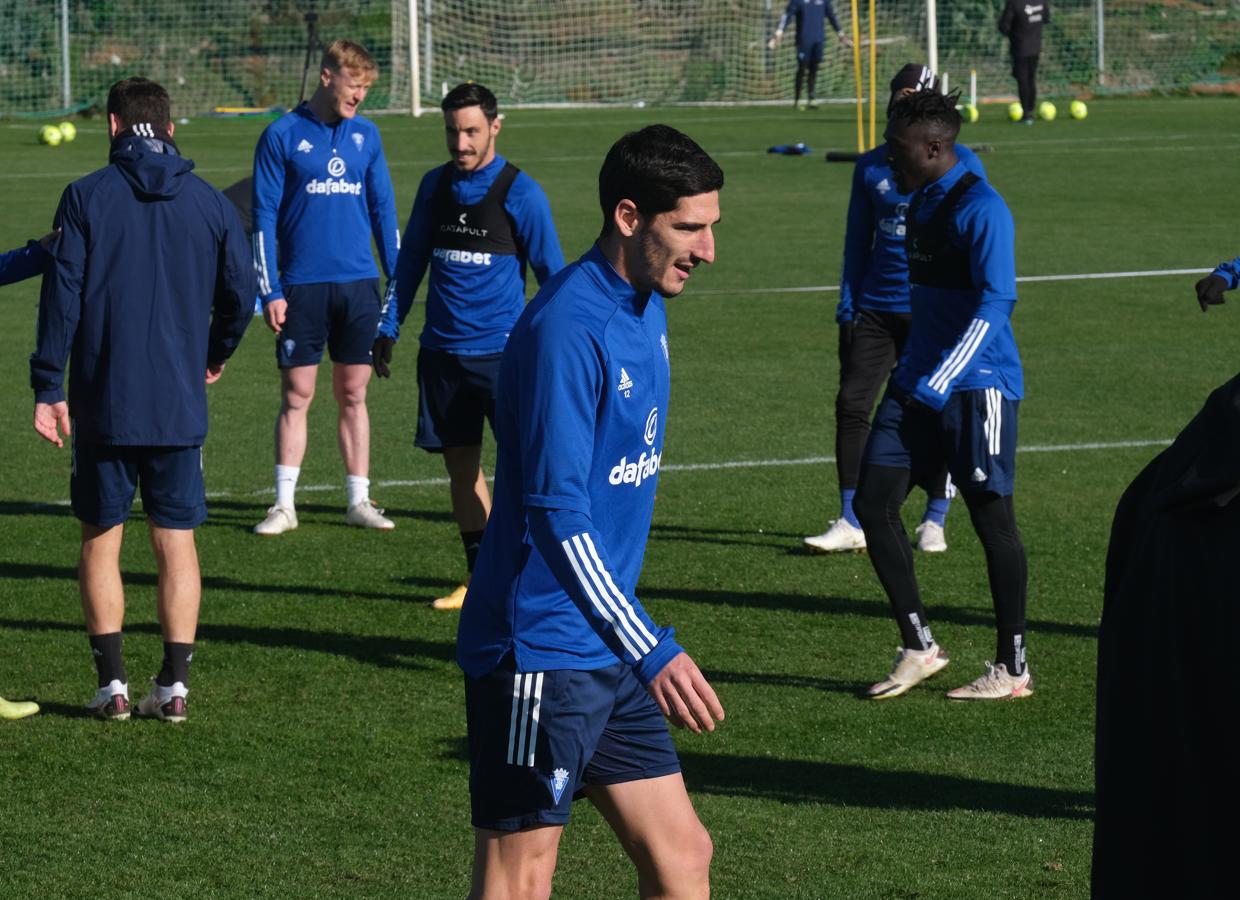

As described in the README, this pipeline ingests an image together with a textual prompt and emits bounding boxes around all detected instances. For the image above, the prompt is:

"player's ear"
[166,121,175,139]
[613,199,640,238]
[320,66,333,89]
[491,115,502,138]
[107,113,121,139]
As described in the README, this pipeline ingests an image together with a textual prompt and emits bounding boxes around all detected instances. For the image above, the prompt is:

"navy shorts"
[798,41,824,65]
[863,386,1019,496]
[71,441,206,529]
[415,349,501,451]
[276,279,381,368]
[464,658,681,832]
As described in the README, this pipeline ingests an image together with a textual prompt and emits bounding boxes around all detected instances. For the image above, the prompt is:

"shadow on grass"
[642,585,1098,640]
[649,522,805,548]
[0,561,447,605]
[680,751,1094,821]
[0,616,454,678]
[701,668,865,695]
[0,499,75,517]
[204,497,455,526]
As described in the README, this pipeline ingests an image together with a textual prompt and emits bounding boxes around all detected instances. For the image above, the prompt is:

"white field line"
[25,437,1171,508]
[695,267,1212,296]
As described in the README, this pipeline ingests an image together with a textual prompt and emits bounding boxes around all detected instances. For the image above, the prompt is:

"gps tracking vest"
[431,162,520,261]
[906,171,980,291]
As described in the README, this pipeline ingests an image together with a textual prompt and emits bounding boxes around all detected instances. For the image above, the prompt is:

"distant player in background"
[457,125,725,899]
[30,76,253,721]
[854,89,1031,701]
[251,39,401,536]
[806,64,987,555]
[999,0,1050,125]
[1194,254,1240,311]
[374,82,563,611]
[768,0,852,110]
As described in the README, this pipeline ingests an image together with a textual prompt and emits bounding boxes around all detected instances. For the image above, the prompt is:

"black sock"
[461,530,485,574]
[157,642,194,687]
[807,63,819,102]
[89,632,126,688]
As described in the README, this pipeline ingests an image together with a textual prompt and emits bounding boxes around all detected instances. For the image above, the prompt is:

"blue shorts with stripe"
[863,386,1019,496]
[464,656,681,832]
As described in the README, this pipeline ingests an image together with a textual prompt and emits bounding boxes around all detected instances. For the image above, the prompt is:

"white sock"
[346,475,370,508]
[275,465,300,509]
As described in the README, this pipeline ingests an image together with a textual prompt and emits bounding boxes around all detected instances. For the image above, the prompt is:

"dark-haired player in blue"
[854,89,1032,701]
[373,82,563,611]
[768,0,851,109]
[806,65,986,555]
[251,39,400,536]
[458,125,725,898]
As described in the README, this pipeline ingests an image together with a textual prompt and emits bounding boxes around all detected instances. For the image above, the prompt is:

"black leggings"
[795,61,819,104]
[1012,55,1039,117]
[854,464,1028,671]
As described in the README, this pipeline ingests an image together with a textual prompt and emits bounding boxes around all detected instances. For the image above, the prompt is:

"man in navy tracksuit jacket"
[30,77,253,722]
[374,82,563,610]
[769,0,851,109]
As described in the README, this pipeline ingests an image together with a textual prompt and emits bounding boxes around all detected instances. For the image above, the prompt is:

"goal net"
[2,1,1237,117]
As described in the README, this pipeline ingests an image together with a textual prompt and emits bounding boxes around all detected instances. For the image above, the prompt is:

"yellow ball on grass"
[58,121,76,142]
[1070,100,1088,120]
[1038,101,1057,121]
[1007,102,1023,122]
[38,124,63,146]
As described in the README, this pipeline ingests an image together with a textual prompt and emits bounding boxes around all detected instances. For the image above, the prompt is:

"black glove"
[372,337,395,378]
[1195,274,1227,313]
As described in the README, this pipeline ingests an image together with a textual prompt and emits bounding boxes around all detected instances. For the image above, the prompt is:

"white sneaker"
[254,505,298,535]
[136,678,189,722]
[86,679,130,720]
[804,518,867,553]
[946,662,1033,700]
[914,520,948,553]
[346,500,395,530]
[867,644,949,700]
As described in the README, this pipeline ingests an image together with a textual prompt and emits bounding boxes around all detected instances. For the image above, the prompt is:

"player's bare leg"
[469,823,563,900]
[434,445,492,609]
[277,364,318,468]
[80,523,125,635]
[586,773,713,899]
[333,362,372,477]
[148,525,201,644]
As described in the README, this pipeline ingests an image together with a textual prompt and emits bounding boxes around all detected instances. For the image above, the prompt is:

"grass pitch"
[2,96,1239,898]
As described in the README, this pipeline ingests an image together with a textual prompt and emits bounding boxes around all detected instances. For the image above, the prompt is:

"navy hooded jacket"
[31,133,254,446]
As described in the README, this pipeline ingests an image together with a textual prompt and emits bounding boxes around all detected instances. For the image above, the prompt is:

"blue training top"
[777,0,843,47]
[837,143,986,322]
[457,244,684,685]
[377,154,564,355]
[252,103,400,303]
[890,160,1024,410]
[1211,254,1240,290]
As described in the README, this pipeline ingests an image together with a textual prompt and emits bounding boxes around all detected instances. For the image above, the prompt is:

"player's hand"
[38,228,61,250]
[205,362,225,384]
[34,401,71,448]
[263,298,287,334]
[372,337,396,378]
[838,32,854,48]
[897,389,937,418]
[839,318,856,352]
[1195,274,1227,312]
[767,31,781,50]
[647,652,725,734]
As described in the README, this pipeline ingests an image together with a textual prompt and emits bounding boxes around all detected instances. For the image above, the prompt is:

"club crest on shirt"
[550,767,570,804]
[352,132,365,152]
[660,333,669,363]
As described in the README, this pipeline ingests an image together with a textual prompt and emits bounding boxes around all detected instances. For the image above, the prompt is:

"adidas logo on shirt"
[618,368,633,393]
[296,139,313,154]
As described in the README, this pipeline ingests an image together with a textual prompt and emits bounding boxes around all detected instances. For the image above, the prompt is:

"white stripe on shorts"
[506,672,544,767]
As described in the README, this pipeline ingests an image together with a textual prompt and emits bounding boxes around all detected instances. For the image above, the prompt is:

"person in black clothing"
[999,0,1050,124]
[31,77,254,723]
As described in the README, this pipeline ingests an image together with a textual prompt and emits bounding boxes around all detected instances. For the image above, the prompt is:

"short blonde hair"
[321,39,379,80]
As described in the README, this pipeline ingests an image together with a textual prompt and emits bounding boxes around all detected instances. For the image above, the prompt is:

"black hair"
[107,77,171,130]
[598,124,724,237]
[887,87,963,140]
[441,82,499,121]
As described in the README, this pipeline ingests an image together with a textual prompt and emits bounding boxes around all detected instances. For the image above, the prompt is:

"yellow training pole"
[868,0,877,148]
[850,0,864,153]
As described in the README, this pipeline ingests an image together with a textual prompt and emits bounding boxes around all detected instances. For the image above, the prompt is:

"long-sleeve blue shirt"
[1211,255,1240,290]
[777,0,843,47]
[252,104,400,303]
[458,244,683,685]
[891,160,1023,410]
[377,154,563,355]
[837,143,986,322]
[0,240,49,287]
[31,136,253,445]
